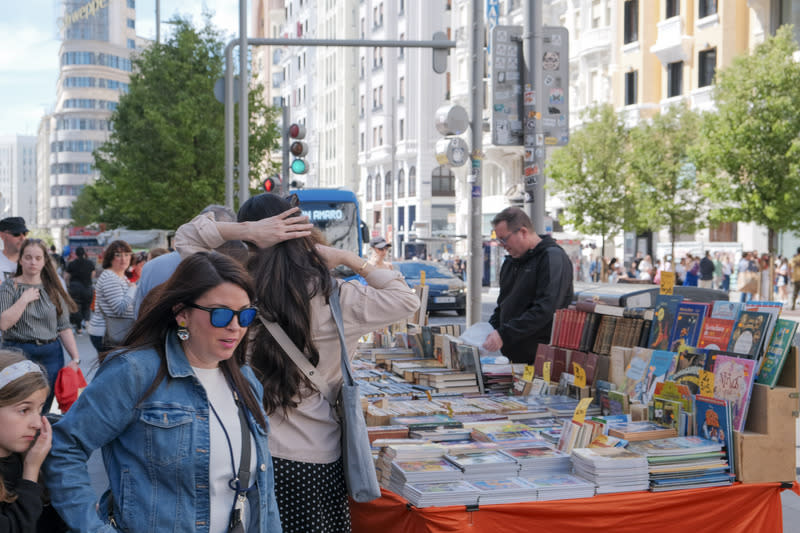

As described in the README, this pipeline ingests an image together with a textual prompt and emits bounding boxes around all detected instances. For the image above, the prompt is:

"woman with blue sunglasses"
[45,252,282,532]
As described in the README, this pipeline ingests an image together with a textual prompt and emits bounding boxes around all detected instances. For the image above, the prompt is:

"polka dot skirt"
[272,456,351,533]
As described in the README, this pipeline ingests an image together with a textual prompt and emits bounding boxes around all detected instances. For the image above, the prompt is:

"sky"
[0,0,242,136]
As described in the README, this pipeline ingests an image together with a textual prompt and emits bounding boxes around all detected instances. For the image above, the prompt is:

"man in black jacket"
[699,251,715,289]
[483,207,574,364]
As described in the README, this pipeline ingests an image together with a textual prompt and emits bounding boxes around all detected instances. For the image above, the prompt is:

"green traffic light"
[291,158,308,174]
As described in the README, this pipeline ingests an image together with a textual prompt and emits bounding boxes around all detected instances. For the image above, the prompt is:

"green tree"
[79,17,280,229]
[692,25,800,252]
[627,104,705,263]
[547,104,635,276]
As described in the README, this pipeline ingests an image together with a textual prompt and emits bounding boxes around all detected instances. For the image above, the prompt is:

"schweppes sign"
[60,0,109,31]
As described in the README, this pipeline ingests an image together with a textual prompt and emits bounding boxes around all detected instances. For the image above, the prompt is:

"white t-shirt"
[193,366,257,533]
[0,253,17,280]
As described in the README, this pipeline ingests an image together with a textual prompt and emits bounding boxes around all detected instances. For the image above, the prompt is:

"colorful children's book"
[652,397,682,431]
[668,302,710,351]
[697,318,735,350]
[756,319,798,388]
[727,310,771,359]
[669,345,709,394]
[694,395,735,475]
[647,295,684,350]
[712,355,757,432]
[624,347,654,403]
[641,350,679,405]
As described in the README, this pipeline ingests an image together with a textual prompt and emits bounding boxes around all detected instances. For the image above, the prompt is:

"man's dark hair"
[491,207,534,232]
[75,246,86,258]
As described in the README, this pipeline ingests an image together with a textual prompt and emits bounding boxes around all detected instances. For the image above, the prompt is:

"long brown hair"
[103,252,267,429]
[16,239,77,316]
[237,193,333,414]
[0,350,49,503]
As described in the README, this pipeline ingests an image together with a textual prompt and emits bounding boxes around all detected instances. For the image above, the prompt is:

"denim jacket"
[43,333,282,533]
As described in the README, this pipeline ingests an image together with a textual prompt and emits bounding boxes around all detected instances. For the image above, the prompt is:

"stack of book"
[403,480,480,508]
[388,458,463,494]
[606,420,678,441]
[467,478,539,505]
[500,444,572,477]
[444,450,520,480]
[571,447,650,494]
[375,442,446,486]
[469,422,541,445]
[409,427,473,442]
[522,474,596,501]
[627,436,734,492]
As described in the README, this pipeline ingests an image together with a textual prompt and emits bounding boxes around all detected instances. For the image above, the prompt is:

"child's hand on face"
[22,416,51,481]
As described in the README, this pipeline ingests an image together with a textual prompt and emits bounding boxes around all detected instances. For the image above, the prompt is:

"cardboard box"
[733,347,798,483]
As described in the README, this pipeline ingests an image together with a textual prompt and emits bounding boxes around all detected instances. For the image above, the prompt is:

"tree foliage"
[692,25,800,251]
[74,17,280,230]
[627,104,705,261]
[546,104,636,257]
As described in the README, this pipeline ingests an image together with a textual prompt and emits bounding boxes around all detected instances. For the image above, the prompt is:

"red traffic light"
[288,123,306,139]
[263,176,281,192]
[290,141,308,157]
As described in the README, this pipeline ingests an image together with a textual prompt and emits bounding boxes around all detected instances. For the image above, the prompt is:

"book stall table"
[352,482,800,533]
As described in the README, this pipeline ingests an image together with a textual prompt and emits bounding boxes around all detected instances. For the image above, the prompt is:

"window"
[591,0,602,28]
[667,61,683,97]
[625,70,637,105]
[698,48,716,87]
[127,18,135,29]
[397,169,405,198]
[360,95,365,116]
[127,39,136,49]
[432,166,455,196]
[379,125,383,145]
[666,0,679,18]
[408,167,416,196]
[399,119,404,140]
[366,175,373,201]
[624,0,638,44]
[699,0,717,18]
[374,172,382,200]
[360,132,365,151]
[385,172,393,200]
[126,0,135,8]
[399,77,405,101]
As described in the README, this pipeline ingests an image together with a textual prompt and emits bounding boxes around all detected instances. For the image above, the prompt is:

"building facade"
[38,0,137,242]
[0,135,37,224]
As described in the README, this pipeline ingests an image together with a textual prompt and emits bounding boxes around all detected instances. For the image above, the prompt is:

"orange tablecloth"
[351,482,800,533]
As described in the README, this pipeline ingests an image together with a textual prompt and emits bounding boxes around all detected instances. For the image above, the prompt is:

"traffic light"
[288,123,308,175]
[262,175,281,193]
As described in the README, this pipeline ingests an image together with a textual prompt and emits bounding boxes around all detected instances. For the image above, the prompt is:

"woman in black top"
[64,247,95,334]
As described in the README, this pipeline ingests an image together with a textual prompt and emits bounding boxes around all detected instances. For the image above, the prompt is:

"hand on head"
[249,207,313,248]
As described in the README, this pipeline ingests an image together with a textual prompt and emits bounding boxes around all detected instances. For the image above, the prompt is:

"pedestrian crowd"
[0,201,420,532]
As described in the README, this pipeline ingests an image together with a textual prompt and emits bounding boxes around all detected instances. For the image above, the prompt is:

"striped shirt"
[0,279,70,342]
[87,270,136,335]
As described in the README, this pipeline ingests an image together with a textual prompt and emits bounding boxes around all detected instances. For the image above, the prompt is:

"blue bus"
[293,188,367,259]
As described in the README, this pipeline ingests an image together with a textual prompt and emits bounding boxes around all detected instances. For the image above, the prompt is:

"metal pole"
[224,41,235,210]
[237,0,249,207]
[155,0,160,44]
[467,0,485,326]
[282,101,289,194]
[523,1,545,232]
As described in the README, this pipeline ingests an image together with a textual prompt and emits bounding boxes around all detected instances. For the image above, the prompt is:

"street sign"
[541,26,569,147]
[490,25,523,146]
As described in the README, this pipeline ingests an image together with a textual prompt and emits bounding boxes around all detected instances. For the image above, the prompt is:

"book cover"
[711,301,744,320]
[641,350,679,405]
[647,295,684,350]
[712,355,757,432]
[727,310,771,358]
[669,345,710,395]
[668,302,710,351]
[624,347,653,403]
[756,318,798,388]
[697,318,735,350]
[652,397,683,431]
[694,395,735,476]
[533,344,554,380]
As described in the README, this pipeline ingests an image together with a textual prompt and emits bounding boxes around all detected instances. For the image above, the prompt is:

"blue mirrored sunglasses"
[185,303,257,328]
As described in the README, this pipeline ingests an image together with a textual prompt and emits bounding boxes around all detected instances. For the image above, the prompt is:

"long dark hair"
[17,239,77,317]
[102,252,267,429]
[238,193,333,414]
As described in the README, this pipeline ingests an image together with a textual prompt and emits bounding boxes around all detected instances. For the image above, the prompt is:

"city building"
[0,135,37,224]
[37,0,137,243]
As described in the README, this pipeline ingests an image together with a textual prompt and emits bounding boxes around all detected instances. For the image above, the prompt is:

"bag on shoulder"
[104,316,135,345]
